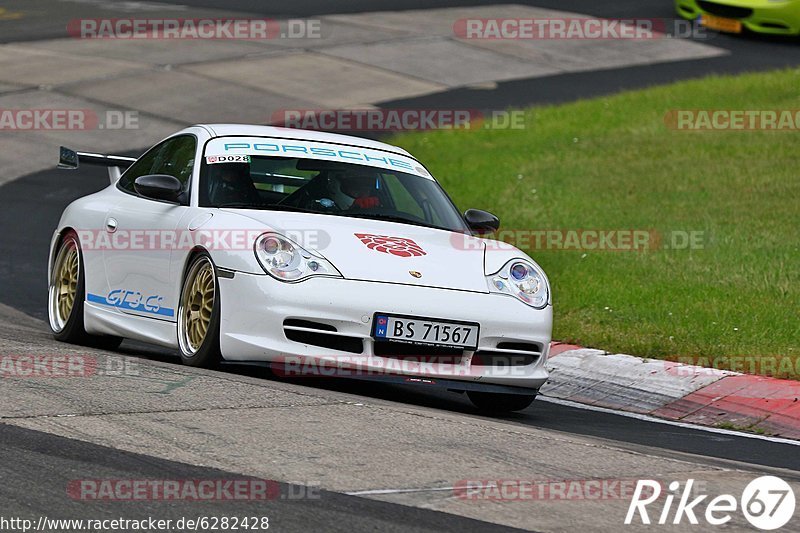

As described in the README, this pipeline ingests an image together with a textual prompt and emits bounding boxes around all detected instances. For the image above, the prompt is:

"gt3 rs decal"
[87,289,174,317]
[354,233,426,258]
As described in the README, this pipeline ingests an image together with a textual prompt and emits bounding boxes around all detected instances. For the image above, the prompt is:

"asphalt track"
[0,423,530,533]
[155,0,800,110]
[1,1,799,532]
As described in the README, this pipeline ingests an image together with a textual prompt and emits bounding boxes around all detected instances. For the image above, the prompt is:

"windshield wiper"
[216,203,317,213]
[216,202,261,209]
[264,204,319,213]
[342,212,445,231]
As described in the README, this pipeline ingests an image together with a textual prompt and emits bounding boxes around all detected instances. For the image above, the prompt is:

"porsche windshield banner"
[204,137,432,179]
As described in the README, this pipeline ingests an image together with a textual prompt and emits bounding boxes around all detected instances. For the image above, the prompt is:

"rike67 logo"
[625,476,795,530]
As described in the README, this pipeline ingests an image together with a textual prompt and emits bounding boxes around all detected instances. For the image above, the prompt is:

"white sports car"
[49,125,552,412]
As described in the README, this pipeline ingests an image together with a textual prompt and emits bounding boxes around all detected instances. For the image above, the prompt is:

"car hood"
[225,209,489,292]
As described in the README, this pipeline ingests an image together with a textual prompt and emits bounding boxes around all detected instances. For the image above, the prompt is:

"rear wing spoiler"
[58,146,138,184]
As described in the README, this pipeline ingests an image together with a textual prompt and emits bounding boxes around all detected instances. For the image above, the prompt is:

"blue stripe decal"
[87,291,175,318]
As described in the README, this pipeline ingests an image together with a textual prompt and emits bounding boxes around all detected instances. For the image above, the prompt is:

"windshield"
[199,155,468,232]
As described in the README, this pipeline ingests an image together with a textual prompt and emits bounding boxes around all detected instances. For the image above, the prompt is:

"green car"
[676,0,800,35]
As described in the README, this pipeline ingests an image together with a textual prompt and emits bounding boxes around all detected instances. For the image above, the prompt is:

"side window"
[150,136,196,187]
[117,148,159,194]
[117,135,197,202]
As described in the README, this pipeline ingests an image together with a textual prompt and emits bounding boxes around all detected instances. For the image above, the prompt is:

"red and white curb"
[543,343,800,439]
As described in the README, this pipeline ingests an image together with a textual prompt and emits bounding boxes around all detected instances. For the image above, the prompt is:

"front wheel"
[48,231,122,350]
[177,253,221,368]
[467,390,537,413]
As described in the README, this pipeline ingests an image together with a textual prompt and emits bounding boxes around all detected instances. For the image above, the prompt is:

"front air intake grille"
[283,319,337,332]
[697,1,753,19]
[759,22,790,29]
[284,329,363,353]
[283,319,362,353]
[496,341,543,353]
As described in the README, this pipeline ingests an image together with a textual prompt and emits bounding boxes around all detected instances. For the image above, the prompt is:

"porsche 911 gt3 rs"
[49,125,552,412]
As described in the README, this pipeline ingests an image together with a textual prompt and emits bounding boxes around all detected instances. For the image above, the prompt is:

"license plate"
[700,14,742,33]
[372,313,479,350]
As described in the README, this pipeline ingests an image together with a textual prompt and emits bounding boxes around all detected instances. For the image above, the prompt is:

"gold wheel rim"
[181,259,215,354]
[54,244,79,325]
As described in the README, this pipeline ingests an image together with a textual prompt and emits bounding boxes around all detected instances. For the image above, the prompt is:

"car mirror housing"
[133,174,183,203]
[464,208,500,234]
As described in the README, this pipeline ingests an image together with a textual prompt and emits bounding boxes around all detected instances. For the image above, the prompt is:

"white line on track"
[538,396,800,446]
[346,486,457,496]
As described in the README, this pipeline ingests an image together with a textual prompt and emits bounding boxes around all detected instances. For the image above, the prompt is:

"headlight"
[254,232,341,282]
[487,259,550,309]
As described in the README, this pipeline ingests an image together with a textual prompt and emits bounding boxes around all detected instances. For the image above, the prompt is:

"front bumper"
[676,0,800,35]
[218,272,552,391]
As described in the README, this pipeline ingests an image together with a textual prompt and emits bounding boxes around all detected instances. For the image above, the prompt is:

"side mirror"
[464,208,500,234]
[134,174,183,203]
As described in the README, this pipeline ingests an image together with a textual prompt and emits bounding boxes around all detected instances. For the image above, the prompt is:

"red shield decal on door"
[355,233,426,258]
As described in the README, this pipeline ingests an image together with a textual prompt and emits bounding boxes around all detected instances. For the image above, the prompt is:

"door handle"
[106,218,118,233]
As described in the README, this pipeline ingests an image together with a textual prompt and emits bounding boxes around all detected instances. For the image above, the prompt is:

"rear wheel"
[467,390,537,413]
[48,231,122,350]
[177,253,221,368]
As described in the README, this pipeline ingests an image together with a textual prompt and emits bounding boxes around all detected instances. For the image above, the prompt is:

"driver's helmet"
[327,171,380,209]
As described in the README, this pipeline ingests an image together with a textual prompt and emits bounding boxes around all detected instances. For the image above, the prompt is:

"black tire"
[48,230,123,350]
[467,390,537,413]
[177,253,222,368]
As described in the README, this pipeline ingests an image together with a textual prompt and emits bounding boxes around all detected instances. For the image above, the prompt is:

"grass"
[388,68,800,375]
[715,421,768,436]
